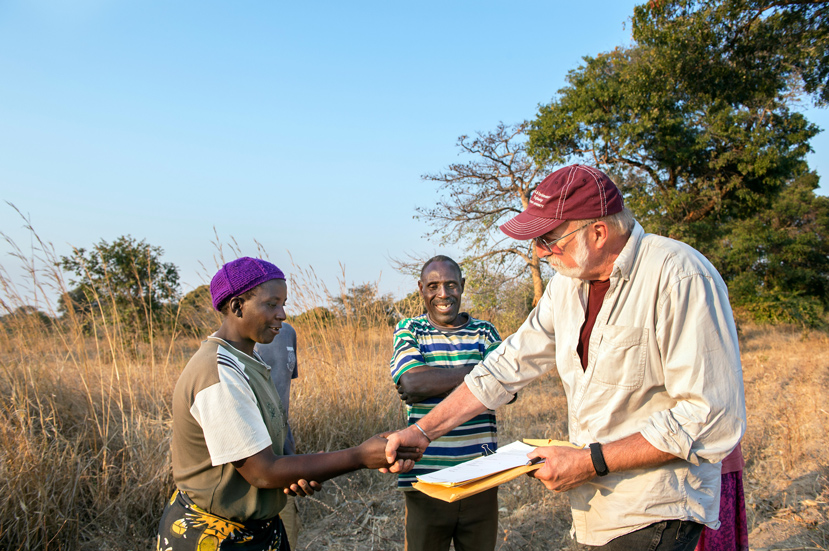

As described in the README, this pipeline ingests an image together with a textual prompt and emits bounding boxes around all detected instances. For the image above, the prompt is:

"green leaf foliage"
[178,284,220,338]
[634,0,829,106]
[392,291,425,321]
[332,283,397,327]
[529,45,817,246]
[708,172,829,327]
[59,235,180,336]
[528,0,828,326]
[289,306,336,329]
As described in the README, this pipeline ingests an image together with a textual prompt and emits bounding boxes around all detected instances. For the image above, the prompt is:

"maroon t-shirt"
[577,279,611,371]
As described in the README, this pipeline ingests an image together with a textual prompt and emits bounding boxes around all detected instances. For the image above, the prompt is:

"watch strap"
[589,442,609,476]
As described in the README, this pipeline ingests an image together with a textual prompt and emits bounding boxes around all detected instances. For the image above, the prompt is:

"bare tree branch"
[408,122,552,305]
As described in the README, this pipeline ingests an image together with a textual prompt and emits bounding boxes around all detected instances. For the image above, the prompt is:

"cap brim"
[500,211,567,240]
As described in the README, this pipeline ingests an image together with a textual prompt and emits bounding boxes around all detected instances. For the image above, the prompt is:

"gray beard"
[545,232,591,279]
[548,261,587,279]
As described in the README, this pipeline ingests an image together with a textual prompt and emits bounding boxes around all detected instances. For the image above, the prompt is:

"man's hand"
[283,479,322,497]
[395,366,471,405]
[358,432,422,471]
[526,445,596,492]
[396,382,449,405]
[382,426,430,473]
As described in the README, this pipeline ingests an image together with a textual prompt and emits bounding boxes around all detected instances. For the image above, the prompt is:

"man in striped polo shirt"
[390,255,502,551]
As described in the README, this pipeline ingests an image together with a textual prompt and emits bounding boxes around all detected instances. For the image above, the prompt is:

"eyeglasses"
[534,223,591,254]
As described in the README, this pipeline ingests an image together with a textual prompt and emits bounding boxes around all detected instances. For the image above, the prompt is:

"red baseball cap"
[500,164,624,240]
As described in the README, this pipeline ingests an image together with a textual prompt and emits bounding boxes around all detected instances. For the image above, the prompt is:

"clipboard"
[412,439,581,502]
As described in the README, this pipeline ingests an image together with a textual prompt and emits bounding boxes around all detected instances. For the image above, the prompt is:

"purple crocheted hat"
[210,257,285,311]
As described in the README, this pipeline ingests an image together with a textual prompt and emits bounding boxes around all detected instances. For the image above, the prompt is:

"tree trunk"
[529,251,545,307]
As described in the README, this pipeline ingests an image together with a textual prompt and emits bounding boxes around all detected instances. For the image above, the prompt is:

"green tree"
[392,291,424,321]
[417,122,552,306]
[462,262,536,332]
[708,172,829,326]
[634,0,829,105]
[59,235,180,336]
[290,306,335,328]
[178,284,219,338]
[528,44,817,245]
[528,0,829,324]
[332,283,396,326]
[0,305,54,335]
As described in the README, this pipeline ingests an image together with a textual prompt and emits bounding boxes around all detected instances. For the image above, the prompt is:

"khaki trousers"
[404,488,498,551]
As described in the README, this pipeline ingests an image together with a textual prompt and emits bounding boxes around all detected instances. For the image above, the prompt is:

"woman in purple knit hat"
[156,257,420,551]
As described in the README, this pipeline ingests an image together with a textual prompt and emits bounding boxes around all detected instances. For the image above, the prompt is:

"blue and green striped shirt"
[390,314,501,489]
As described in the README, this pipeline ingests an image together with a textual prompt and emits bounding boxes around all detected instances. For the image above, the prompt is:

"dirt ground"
[293,473,581,550]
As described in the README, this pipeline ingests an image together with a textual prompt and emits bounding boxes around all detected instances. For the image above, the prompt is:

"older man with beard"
[389,255,502,551]
[385,165,746,551]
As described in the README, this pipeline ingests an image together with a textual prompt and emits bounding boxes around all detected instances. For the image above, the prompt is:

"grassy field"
[291,320,829,551]
[1,253,827,549]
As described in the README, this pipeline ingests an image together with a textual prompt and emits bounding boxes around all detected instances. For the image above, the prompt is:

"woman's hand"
[283,479,322,497]
[381,426,431,473]
[358,432,422,470]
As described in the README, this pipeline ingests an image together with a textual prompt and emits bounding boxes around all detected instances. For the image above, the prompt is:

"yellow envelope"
[413,463,543,502]
[522,438,579,448]
[412,439,581,503]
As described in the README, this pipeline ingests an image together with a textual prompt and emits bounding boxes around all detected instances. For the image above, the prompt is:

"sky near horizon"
[2,0,828,313]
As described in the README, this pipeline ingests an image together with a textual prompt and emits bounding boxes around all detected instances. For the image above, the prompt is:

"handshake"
[360,430,424,472]
[282,428,426,498]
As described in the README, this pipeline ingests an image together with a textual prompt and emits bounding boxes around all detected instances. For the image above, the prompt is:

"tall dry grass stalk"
[0,216,188,550]
[0,223,413,549]
[284,261,410,452]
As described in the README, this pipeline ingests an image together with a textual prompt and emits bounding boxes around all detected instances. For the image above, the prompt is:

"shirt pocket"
[591,325,648,389]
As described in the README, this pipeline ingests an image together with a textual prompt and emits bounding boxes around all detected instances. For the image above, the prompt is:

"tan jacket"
[465,222,746,545]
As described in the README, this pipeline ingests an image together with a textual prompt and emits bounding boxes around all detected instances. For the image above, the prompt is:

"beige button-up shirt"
[465,222,746,545]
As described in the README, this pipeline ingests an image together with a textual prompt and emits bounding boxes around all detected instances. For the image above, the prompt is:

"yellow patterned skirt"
[156,489,289,551]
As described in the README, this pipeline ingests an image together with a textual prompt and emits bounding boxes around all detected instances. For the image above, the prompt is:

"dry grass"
[1,229,828,550]
[737,323,829,550]
[290,322,829,551]
[293,320,829,551]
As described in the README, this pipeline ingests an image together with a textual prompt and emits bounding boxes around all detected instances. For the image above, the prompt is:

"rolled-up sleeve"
[465,283,559,410]
[641,272,746,465]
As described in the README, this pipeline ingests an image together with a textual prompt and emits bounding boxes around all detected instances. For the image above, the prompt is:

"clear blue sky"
[2,0,827,311]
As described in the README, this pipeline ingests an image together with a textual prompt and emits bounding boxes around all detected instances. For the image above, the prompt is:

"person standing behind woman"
[255,322,301,550]
[695,444,748,551]
[157,257,419,551]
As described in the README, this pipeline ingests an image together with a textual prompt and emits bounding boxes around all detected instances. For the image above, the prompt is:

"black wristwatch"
[589,442,609,476]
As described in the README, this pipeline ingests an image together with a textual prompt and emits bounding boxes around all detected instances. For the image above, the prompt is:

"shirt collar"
[208,335,271,370]
[609,221,644,282]
[554,221,645,290]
